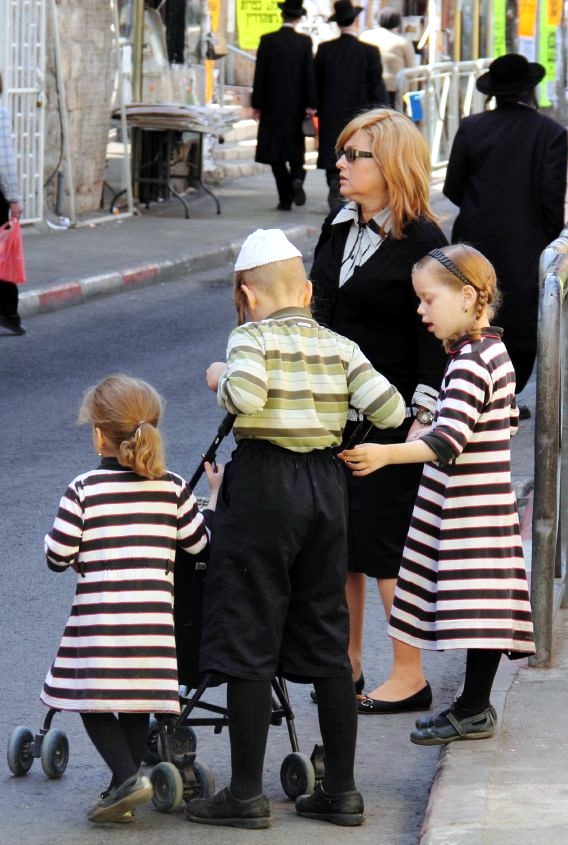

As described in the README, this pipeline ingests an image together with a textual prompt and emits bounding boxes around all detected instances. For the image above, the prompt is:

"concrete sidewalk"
[11,167,568,843]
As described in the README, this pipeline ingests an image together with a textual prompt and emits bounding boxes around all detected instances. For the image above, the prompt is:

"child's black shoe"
[295,783,364,826]
[185,787,271,829]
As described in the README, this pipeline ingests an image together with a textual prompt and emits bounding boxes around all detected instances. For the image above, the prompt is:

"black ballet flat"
[357,682,432,715]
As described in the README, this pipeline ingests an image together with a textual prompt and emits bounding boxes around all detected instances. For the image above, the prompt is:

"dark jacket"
[310,211,448,405]
[443,102,567,390]
[314,34,389,169]
[252,26,317,164]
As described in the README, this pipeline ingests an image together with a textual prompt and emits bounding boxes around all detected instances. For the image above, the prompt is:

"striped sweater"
[217,306,405,451]
[41,462,208,713]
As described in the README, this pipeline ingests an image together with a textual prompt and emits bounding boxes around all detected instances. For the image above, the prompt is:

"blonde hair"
[78,374,166,479]
[336,108,438,239]
[414,244,501,351]
[233,256,308,324]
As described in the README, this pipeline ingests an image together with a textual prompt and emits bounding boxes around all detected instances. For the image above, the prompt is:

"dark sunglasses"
[336,148,374,163]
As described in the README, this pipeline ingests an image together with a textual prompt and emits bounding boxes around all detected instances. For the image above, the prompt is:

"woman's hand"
[206,362,227,391]
[338,443,391,476]
[9,201,23,220]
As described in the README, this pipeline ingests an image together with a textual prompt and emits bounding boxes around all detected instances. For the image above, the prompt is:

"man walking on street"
[360,8,416,108]
[251,0,317,211]
[315,0,388,210]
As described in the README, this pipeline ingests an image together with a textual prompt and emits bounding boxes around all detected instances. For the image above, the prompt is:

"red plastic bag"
[0,219,26,284]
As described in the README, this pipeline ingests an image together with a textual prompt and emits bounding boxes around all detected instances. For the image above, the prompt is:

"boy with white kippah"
[185,228,405,829]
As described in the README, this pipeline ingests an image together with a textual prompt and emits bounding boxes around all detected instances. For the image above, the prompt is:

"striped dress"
[41,459,208,714]
[388,329,535,655]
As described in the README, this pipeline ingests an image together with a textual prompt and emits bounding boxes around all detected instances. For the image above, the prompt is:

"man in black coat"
[315,0,388,210]
[251,0,317,211]
[444,54,567,413]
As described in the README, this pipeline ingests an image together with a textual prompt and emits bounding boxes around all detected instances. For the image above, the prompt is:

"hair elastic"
[135,421,146,439]
[427,248,477,288]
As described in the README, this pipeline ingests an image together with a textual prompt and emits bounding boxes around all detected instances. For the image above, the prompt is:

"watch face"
[417,410,434,425]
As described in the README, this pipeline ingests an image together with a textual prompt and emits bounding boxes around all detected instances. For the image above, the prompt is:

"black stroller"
[140,414,325,813]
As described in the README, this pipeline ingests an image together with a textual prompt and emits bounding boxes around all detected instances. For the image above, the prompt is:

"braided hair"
[415,244,501,352]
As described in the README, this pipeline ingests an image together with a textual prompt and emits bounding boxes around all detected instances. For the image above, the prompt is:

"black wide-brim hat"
[278,0,307,16]
[476,53,545,96]
[328,0,363,25]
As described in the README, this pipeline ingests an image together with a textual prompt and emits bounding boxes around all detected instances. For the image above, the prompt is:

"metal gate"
[0,0,46,223]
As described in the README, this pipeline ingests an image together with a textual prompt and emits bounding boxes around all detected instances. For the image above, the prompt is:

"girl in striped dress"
[41,374,221,823]
[339,244,535,745]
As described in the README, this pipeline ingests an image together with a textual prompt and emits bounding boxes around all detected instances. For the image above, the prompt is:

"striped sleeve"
[0,108,20,201]
[346,344,406,429]
[217,327,268,415]
[429,356,491,458]
[45,482,84,571]
[176,479,209,555]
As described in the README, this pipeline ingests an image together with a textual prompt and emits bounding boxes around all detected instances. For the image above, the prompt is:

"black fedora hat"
[476,53,545,96]
[277,0,307,16]
[328,0,363,25]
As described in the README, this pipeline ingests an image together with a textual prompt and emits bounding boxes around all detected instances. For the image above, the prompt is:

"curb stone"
[19,224,319,319]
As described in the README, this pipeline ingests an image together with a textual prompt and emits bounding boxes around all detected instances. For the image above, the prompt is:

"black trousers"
[271,161,305,207]
[0,191,19,318]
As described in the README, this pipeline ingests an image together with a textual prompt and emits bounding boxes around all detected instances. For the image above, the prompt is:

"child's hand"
[204,460,224,510]
[206,362,227,391]
[338,444,390,476]
[204,460,224,491]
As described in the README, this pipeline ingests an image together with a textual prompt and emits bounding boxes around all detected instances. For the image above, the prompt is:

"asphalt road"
[0,262,465,844]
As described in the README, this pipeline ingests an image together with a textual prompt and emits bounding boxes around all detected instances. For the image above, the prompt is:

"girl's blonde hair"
[336,108,439,239]
[414,243,502,351]
[78,374,166,479]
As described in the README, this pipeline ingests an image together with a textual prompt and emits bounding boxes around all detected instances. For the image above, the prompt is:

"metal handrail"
[396,59,491,167]
[530,228,568,667]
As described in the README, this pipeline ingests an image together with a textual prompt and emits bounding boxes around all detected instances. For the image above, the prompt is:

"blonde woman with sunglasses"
[310,107,448,715]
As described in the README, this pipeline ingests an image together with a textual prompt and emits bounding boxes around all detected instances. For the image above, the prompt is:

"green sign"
[236,0,281,51]
[493,0,507,57]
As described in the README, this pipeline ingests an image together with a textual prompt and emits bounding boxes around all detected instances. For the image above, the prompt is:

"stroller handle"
[189,413,236,490]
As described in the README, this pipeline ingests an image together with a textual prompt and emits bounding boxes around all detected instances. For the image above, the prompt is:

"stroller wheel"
[280,752,316,799]
[7,726,35,776]
[151,762,184,813]
[171,725,197,764]
[144,718,162,765]
[191,760,215,799]
[41,729,69,778]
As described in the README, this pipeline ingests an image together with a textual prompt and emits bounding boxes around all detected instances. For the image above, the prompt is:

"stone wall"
[44,0,114,216]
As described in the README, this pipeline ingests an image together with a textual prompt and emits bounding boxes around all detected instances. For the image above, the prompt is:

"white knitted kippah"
[234,228,302,271]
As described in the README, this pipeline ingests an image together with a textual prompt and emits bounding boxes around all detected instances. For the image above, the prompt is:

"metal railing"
[396,59,492,168]
[530,228,568,667]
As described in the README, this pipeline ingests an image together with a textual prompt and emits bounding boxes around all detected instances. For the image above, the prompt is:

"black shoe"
[410,704,496,745]
[357,682,432,714]
[415,703,497,730]
[185,787,271,829]
[277,202,292,211]
[292,178,306,207]
[295,784,364,826]
[517,403,531,420]
[0,314,25,335]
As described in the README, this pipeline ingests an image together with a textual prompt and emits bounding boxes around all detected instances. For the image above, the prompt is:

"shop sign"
[236,0,281,50]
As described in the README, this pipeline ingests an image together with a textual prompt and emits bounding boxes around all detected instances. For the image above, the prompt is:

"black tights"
[454,648,503,718]
[80,712,149,787]
[227,675,357,800]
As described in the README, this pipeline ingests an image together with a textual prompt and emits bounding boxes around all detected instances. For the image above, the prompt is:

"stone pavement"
[10,166,568,843]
